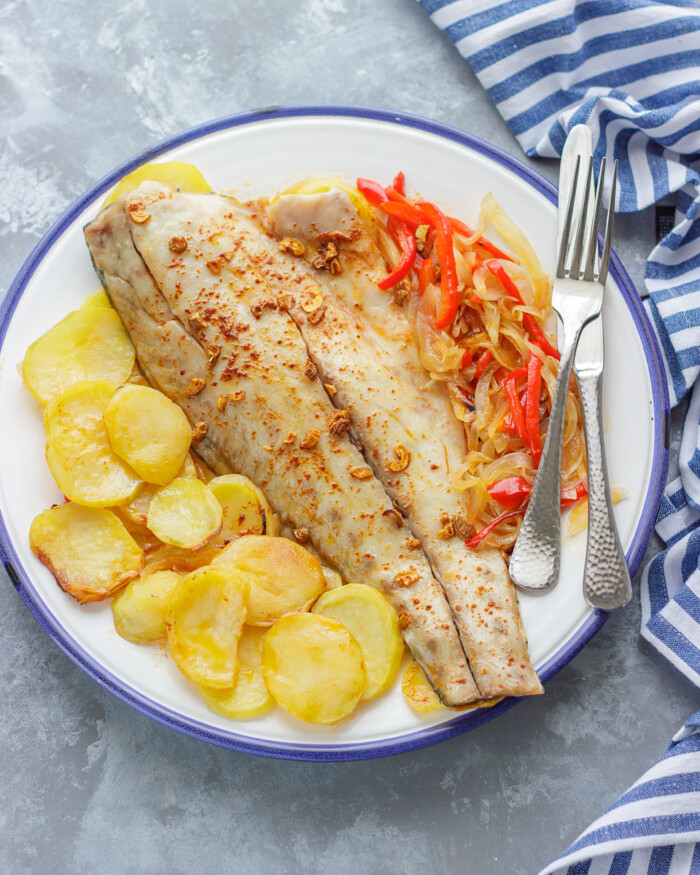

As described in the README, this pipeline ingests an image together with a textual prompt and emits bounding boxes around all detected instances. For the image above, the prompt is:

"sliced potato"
[44,380,140,506]
[22,308,135,404]
[81,289,112,308]
[313,584,403,700]
[321,566,343,590]
[112,569,182,644]
[208,474,266,543]
[104,384,192,485]
[118,453,200,527]
[147,478,222,549]
[262,613,366,724]
[197,627,273,719]
[212,535,326,625]
[401,659,442,714]
[100,160,211,208]
[167,566,248,687]
[30,503,143,603]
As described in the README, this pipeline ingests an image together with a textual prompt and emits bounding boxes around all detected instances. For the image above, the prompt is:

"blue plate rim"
[0,103,670,762]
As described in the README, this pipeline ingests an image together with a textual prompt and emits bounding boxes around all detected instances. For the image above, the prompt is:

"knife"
[558,125,632,610]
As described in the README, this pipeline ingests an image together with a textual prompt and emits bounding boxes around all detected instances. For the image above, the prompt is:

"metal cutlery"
[560,130,632,611]
[509,153,618,593]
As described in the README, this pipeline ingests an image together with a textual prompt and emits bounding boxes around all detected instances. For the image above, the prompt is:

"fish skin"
[263,189,543,699]
[84,182,480,707]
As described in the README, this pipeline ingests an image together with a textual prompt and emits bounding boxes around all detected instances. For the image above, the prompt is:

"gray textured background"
[1,1,697,873]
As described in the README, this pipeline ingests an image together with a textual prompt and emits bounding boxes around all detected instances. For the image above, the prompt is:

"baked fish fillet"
[260,189,542,699]
[84,181,479,706]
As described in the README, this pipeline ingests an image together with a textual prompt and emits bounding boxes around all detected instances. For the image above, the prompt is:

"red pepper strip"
[504,375,528,443]
[419,257,434,294]
[385,184,412,205]
[450,217,515,262]
[392,171,406,196]
[487,476,532,511]
[466,509,525,548]
[461,349,473,367]
[473,350,493,380]
[526,353,543,466]
[561,481,588,507]
[485,260,561,361]
[377,218,417,291]
[523,315,561,360]
[416,201,460,330]
[485,259,524,304]
[379,200,428,228]
[356,178,388,207]
[504,364,528,383]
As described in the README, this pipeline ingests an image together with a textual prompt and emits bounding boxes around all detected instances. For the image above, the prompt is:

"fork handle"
[509,322,582,591]
[577,370,632,610]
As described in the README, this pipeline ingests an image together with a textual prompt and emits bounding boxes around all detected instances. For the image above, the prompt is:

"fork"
[509,156,618,593]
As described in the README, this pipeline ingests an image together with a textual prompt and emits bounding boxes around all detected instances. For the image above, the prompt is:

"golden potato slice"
[44,380,140,506]
[313,584,403,700]
[262,613,366,724]
[117,453,200,527]
[112,569,182,644]
[167,566,248,688]
[22,308,135,404]
[401,659,442,714]
[197,627,273,719]
[100,160,211,208]
[104,384,192,485]
[30,503,143,603]
[81,289,112,308]
[321,566,343,590]
[212,535,326,625]
[208,474,266,543]
[147,478,222,549]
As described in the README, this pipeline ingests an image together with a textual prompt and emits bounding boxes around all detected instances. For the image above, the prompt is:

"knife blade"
[557,125,631,610]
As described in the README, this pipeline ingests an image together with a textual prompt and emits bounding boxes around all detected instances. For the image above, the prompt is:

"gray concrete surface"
[1,1,697,873]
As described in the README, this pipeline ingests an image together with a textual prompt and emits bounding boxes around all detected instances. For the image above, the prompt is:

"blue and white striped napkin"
[417,0,700,871]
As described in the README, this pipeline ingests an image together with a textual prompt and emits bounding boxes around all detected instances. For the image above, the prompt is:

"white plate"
[0,107,669,760]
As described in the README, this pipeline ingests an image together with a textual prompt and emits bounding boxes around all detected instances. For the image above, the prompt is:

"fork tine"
[598,160,618,285]
[556,155,581,278]
[583,156,606,282]
[569,157,594,279]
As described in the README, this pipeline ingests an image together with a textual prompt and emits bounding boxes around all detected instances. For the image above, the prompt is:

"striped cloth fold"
[416,0,700,872]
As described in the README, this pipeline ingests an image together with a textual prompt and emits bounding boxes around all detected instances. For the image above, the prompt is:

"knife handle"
[577,369,632,610]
